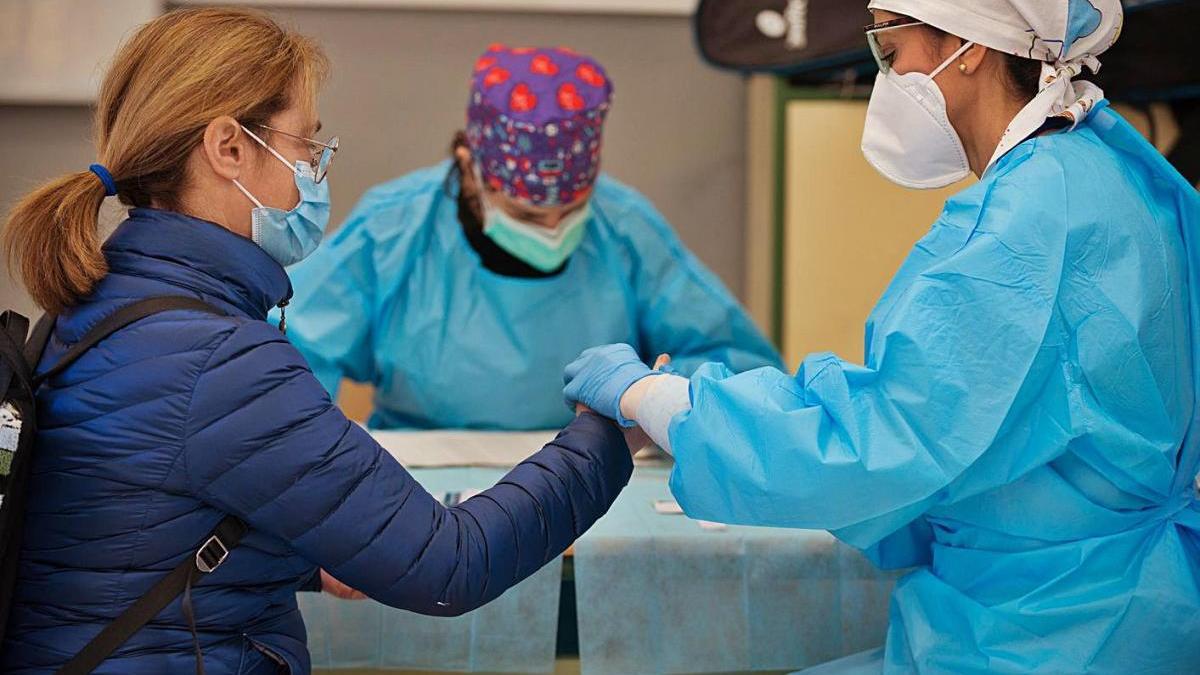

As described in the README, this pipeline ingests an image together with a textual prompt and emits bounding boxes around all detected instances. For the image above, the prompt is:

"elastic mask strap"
[240,125,301,175]
[929,40,975,79]
[232,179,265,209]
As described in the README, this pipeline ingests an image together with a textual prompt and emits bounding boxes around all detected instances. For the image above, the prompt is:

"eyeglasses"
[864,17,925,74]
[255,124,339,183]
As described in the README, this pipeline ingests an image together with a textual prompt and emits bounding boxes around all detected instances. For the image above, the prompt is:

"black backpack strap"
[1,312,29,354]
[32,297,225,388]
[55,515,248,675]
[22,313,55,374]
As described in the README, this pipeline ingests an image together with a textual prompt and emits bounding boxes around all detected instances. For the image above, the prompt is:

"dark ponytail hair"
[1001,53,1043,101]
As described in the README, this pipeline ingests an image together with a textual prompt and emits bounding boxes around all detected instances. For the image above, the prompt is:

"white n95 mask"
[861,41,974,190]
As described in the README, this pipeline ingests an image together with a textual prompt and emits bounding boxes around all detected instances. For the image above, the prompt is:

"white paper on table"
[653,499,685,515]
[653,499,727,531]
[370,429,560,468]
[370,427,673,469]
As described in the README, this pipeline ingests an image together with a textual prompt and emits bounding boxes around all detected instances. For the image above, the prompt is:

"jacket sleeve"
[666,161,1071,551]
[181,321,632,615]
[284,203,380,398]
[620,194,783,375]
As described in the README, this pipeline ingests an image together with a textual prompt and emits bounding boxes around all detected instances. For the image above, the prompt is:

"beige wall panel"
[743,75,778,338]
[782,99,969,369]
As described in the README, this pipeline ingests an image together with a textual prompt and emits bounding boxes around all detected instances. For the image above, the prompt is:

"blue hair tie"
[88,163,118,197]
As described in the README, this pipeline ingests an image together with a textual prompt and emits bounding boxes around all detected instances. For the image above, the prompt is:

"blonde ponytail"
[3,172,109,313]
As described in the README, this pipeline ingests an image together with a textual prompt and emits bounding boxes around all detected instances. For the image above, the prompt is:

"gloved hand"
[563,344,663,427]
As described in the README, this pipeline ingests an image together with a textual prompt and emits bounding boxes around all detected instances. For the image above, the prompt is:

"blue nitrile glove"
[563,344,663,427]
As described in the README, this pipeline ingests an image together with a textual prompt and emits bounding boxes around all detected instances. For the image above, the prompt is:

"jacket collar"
[103,208,292,320]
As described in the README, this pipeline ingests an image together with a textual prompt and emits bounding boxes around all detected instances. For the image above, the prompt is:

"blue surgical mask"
[233,126,330,267]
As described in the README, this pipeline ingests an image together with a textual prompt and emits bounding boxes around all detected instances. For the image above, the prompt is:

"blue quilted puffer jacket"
[1,208,633,674]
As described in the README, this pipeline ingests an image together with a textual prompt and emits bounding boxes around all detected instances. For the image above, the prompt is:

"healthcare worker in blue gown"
[565,1,1200,673]
[285,44,781,430]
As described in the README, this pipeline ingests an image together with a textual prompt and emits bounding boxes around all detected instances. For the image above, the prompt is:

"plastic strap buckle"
[195,535,230,574]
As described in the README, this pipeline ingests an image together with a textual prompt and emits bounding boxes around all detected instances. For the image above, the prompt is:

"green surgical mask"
[480,195,591,273]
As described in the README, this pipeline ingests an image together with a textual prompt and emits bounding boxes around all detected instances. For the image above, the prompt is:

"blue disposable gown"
[286,163,780,429]
[668,103,1200,673]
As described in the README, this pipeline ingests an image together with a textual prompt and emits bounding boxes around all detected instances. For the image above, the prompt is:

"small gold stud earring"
[959,63,968,73]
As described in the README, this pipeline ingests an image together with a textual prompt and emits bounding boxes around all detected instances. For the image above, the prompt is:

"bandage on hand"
[618,354,672,423]
[618,354,670,455]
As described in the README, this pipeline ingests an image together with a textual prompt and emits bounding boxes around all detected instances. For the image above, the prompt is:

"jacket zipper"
[276,299,289,334]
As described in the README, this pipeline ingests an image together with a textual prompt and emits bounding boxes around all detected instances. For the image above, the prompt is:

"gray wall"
[0,5,747,318]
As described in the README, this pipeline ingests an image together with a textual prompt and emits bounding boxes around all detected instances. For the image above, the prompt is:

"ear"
[457,147,485,197]
[454,144,473,173]
[200,116,252,181]
[957,42,989,76]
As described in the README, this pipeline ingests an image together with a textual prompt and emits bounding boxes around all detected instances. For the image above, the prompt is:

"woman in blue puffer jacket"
[0,8,632,674]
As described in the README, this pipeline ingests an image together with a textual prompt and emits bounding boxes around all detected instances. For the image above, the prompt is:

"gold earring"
[959,63,968,73]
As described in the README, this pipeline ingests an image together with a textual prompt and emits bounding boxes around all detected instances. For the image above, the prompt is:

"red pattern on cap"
[557,83,585,112]
[530,54,559,76]
[483,67,510,88]
[576,63,606,88]
[509,83,537,112]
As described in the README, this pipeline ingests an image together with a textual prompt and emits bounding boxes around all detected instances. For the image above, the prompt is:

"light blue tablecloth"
[302,465,899,674]
[300,468,562,673]
[573,468,899,675]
